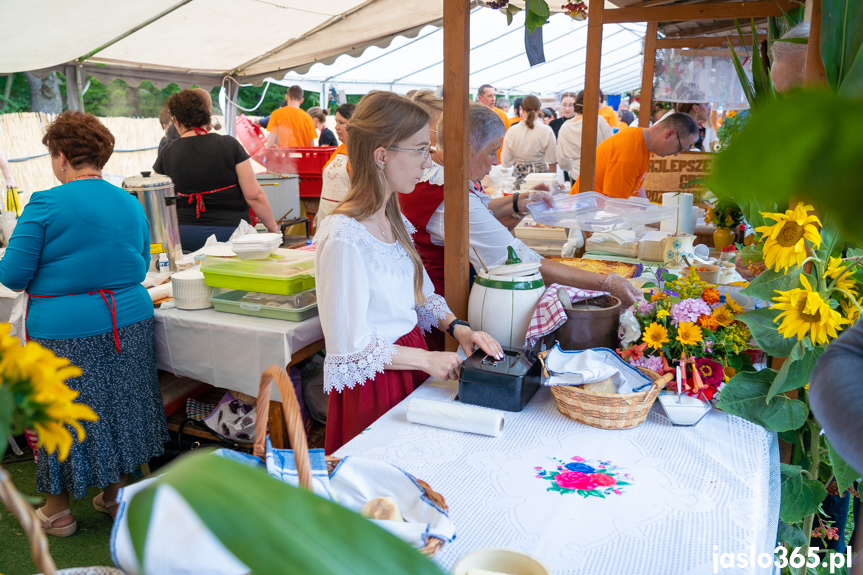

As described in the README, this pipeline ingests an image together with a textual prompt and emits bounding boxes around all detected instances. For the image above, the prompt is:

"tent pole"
[442,0,470,350]
[224,78,239,138]
[803,0,827,86]
[639,22,658,127]
[75,65,86,113]
[64,64,81,111]
[578,0,605,193]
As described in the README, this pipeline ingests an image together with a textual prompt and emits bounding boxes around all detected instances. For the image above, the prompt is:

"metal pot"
[122,171,182,271]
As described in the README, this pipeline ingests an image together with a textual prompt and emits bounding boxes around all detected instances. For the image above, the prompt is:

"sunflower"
[701,288,720,305]
[772,275,846,345]
[755,204,822,273]
[839,297,862,323]
[823,257,859,297]
[676,322,703,346]
[712,305,734,327]
[725,298,743,315]
[643,322,670,350]
[697,314,719,330]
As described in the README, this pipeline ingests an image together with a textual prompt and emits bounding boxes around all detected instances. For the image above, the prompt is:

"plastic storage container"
[201,256,314,295]
[231,233,283,260]
[526,191,677,232]
[210,288,317,321]
[261,147,337,198]
[458,347,542,412]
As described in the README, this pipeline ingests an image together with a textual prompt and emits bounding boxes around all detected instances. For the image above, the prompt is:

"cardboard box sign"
[644,151,714,203]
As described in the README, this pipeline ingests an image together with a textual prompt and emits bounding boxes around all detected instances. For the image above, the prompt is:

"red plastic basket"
[261,146,337,198]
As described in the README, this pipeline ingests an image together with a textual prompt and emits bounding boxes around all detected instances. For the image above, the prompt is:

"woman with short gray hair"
[399,102,640,349]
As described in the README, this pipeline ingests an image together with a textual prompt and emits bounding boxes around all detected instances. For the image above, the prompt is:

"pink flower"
[555,471,599,491]
[590,473,617,487]
[534,467,543,470]
[613,489,622,495]
[571,456,585,462]
[670,298,712,327]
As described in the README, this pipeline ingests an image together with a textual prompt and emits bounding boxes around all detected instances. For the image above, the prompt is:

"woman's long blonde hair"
[334,91,431,303]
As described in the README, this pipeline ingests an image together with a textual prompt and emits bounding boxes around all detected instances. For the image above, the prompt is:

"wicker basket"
[537,351,673,430]
[254,366,448,557]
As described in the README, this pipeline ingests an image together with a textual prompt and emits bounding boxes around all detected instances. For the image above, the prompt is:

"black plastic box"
[458,347,541,412]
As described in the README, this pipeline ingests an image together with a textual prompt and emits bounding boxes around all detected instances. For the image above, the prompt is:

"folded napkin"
[329,457,455,549]
[524,283,609,347]
[543,345,653,394]
[265,441,336,501]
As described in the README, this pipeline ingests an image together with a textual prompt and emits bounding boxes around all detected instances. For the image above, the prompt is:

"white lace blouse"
[314,214,452,393]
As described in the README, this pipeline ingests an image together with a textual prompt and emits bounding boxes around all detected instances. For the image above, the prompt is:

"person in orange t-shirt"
[266,85,317,148]
[571,113,700,198]
[599,105,619,129]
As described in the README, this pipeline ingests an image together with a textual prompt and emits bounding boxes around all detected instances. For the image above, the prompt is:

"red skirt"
[325,325,429,454]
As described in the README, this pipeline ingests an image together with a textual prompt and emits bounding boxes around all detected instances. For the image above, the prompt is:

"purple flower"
[669,298,712,327]
[636,300,656,316]
[627,355,664,372]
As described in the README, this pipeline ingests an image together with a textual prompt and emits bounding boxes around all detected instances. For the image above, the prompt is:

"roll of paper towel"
[147,282,173,302]
[676,193,694,234]
[660,193,679,233]
[406,398,505,437]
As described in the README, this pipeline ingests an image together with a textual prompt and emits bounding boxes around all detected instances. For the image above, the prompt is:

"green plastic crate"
[201,256,315,295]
[209,289,318,322]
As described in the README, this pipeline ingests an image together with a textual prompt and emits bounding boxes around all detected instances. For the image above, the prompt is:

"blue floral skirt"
[32,318,169,499]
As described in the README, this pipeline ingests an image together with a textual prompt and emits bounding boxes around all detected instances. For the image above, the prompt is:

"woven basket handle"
[639,373,674,404]
[253,365,313,491]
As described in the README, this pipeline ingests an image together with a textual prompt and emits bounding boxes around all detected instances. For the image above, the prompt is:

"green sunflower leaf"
[767,341,825,401]
[740,266,802,303]
[716,369,809,432]
[737,308,798,358]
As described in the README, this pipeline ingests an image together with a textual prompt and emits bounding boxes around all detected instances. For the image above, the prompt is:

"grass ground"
[0,456,132,575]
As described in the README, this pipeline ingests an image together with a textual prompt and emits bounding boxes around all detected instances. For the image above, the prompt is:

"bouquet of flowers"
[617,268,753,401]
[704,200,744,229]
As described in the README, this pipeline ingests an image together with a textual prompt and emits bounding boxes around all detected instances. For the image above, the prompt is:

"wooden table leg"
[268,400,289,449]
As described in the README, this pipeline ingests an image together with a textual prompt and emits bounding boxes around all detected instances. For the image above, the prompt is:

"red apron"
[27,289,122,352]
[176,185,259,227]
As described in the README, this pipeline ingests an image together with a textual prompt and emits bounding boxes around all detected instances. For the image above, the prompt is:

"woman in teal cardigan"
[0,111,168,536]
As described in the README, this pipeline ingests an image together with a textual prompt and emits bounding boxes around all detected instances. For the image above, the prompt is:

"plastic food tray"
[526,191,677,232]
[209,288,318,321]
[201,256,314,295]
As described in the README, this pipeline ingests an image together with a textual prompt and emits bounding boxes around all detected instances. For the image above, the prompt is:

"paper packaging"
[676,193,694,234]
[147,282,173,302]
[406,398,504,437]
[660,193,678,233]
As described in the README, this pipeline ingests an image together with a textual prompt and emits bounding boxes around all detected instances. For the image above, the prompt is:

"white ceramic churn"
[468,246,545,348]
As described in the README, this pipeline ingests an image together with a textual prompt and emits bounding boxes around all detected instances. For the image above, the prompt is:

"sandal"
[35,507,77,537]
[93,492,120,518]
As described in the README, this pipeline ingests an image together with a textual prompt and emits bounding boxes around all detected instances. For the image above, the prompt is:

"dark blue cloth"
[179,224,237,253]
[319,127,338,147]
[0,179,152,339]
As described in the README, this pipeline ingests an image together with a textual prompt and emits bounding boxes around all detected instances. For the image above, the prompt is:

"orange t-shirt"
[599,106,619,129]
[491,106,510,129]
[570,127,649,199]
[267,106,317,148]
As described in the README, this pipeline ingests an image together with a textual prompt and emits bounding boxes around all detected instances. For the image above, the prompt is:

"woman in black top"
[308,106,339,146]
[154,90,278,252]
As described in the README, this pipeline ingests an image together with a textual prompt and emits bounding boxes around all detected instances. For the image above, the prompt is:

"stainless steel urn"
[122,171,182,271]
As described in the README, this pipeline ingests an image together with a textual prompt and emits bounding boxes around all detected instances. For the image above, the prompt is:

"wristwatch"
[446,319,471,337]
[512,191,521,214]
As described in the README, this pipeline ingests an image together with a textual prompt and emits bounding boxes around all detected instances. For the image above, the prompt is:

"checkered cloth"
[186,398,216,420]
[524,283,610,348]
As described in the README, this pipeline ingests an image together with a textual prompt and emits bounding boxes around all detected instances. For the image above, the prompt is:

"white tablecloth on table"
[153,307,323,399]
[335,381,780,575]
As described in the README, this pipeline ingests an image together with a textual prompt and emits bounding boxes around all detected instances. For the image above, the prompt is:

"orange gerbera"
[701,288,720,305]
[697,314,719,330]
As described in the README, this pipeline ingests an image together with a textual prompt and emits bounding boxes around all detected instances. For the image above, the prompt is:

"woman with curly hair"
[154,89,278,251]
[0,110,169,536]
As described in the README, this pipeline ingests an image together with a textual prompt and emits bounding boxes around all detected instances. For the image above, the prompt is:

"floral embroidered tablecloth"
[334,380,780,575]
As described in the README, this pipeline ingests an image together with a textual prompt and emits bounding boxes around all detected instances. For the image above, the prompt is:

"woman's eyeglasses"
[389,145,431,161]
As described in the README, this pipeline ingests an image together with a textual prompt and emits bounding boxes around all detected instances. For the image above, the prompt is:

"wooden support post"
[804,0,827,86]
[602,0,796,23]
[577,0,605,193]
[442,0,470,350]
[640,22,659,128]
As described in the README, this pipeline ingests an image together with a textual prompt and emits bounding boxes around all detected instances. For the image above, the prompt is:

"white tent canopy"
[273,10,646,96]
[2,1,645,95]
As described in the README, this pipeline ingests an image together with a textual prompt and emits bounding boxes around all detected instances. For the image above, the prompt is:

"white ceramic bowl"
[451,548,552,575]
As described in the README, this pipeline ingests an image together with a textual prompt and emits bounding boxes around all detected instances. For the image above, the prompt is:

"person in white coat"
[500,94,556,186]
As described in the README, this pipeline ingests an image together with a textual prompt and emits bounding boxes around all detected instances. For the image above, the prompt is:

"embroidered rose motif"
[536,455,631,498]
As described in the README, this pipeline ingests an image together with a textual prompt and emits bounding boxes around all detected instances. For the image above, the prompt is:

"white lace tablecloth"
[153,308,322,399]
[335,381,780,575]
